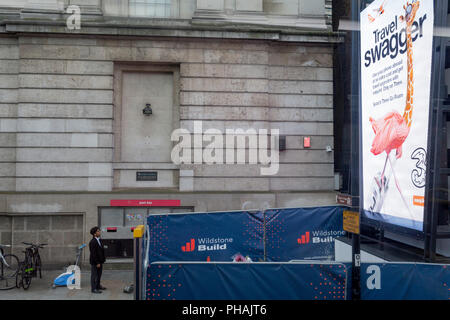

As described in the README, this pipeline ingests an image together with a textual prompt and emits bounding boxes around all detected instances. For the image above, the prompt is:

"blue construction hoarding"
[146,210,265,262]
[146,206,346,263]
[147,262,349,300]
[360,263,450,300]
[143,206,450,300]
[145,261,450,300]
[265,206,346,261]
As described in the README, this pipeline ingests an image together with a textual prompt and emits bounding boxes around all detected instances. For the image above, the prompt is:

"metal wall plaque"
[136,171,158,181]
[336,193,352,206]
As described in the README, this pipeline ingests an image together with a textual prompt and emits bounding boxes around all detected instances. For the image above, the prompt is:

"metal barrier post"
[133,225,144,300]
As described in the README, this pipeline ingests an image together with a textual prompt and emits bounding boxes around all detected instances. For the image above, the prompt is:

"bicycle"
[18,242,47,290]
[0,244,20,290]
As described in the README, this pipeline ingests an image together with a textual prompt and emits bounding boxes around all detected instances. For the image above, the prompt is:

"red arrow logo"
[297,232,310,244]
[181,239,195,252]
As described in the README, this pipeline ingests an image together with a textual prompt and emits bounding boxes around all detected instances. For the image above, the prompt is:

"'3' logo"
[411,148,426,188]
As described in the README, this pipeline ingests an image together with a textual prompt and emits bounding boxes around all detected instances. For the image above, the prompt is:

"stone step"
[73,259,134,271]
[103,259,134,271]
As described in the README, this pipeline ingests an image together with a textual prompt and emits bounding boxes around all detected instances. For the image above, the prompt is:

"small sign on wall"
[336,193,352,206]
[343,210,360,235]
[136,171,158,181]
[110,200,181,207]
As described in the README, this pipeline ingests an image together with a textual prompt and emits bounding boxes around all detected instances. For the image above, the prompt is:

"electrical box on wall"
[304,137,311,148]
[279,135,286,151]
[334,173,342,191]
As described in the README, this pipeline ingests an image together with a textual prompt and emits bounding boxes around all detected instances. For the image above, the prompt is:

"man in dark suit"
[89,226,107,294]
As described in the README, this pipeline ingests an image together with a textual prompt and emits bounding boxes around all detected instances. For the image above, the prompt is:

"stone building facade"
[0,0,341,267]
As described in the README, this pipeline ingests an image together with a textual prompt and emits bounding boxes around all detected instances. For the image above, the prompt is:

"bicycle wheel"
[0,276,17,290]
[35,254,42,279]
[0,254,20,290]
[20,262,32,290]
[1,254,19,279]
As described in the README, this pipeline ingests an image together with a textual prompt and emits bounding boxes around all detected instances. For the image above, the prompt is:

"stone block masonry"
[3,214,84,267]
[0,36,334,193]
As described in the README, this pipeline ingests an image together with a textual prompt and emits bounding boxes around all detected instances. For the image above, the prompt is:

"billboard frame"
[422,0,450,262]
[352,0,450,262]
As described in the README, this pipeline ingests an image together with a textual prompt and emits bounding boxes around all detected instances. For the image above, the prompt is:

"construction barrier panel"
[146,210,265,262]
[146,262,349,300]
[143,261,450,300]
[265,206,346,261]
[360,263,450,300]
[145,206,346,263]
[141,208,450,300]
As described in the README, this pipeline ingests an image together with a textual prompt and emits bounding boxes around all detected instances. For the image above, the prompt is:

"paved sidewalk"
[0,269,134,300]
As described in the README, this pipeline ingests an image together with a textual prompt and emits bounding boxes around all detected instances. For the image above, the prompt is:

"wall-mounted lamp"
[279,135,286,151]
[143,103,153,116]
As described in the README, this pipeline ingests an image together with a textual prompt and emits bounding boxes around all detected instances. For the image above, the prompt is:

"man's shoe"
[99,286,107,290]
[91,289,102,294]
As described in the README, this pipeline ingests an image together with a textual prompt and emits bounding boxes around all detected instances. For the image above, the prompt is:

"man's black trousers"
[91,264,103,291]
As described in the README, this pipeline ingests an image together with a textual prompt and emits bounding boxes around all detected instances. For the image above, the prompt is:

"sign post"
[344,209,361,300]
[350,0,363,301]
[133,225,144,300]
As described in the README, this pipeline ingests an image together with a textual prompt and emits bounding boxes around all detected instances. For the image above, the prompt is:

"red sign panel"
[303,137,311,148]
[110,199,181,207]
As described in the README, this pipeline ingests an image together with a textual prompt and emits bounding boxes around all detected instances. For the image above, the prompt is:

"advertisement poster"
[360,0,434,231]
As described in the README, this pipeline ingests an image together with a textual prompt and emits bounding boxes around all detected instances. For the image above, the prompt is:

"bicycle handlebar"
[22,242,47,248]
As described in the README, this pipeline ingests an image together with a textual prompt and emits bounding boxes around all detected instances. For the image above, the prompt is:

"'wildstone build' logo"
[181,237,234,252]
[298,230,346,245]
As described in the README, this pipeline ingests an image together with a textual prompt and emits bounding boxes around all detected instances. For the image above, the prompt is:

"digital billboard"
[360,0,434,231]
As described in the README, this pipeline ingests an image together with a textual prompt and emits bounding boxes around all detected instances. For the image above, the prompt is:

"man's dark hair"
[90,226,100,236]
